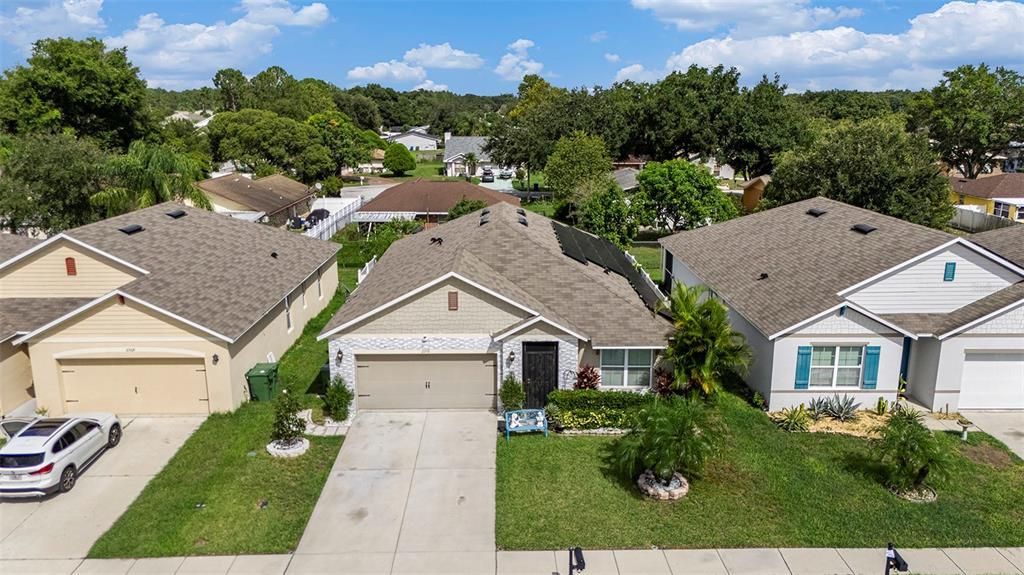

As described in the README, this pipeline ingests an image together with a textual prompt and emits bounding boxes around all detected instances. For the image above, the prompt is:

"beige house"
[320,203,670,413]
[0,203,339,416]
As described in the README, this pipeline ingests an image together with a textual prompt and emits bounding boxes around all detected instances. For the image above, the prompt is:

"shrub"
[611,398,721,482]
[574,365,601,390]
[499,375,525,412]
[383,143,416,175]
[562,406,635,429]
[824,394,860,421]
[751,391,767,411]
[271,390,305,445]
[874,406,950,492]
[547,389,654,430]
[652,367,675,397]
[808,396,828,420]
[875,396,889,416]
[775,405,811,432]
[323,377,354,421]
[544,404,564,429]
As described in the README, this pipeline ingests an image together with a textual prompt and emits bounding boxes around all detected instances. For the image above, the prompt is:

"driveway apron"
[295,410,496,563]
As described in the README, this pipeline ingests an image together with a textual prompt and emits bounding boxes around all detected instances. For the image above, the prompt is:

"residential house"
[443,136,502,177]
[660,197,1024,412]
[319,203,670,413]
[613,168,639,192]
[741,175,771,212]
[346,149,386,175]
[949,173,1024,222]
[387,130,440,151]
[0,204,339,416]
[197,173,317,227]
[353,180,519,227]
[613,156,647,171]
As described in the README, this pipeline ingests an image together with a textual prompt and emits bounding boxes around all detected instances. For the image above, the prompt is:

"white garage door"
[61,358,211,414]
[355,354,496,410]
[959,351,1024,409]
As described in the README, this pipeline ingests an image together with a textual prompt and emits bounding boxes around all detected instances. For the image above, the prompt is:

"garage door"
[959,351,1024,409]
[355,354,496,410]
[60,358,210,414]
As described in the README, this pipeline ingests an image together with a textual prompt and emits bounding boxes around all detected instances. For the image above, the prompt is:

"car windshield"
[19,419,70,438]
[0,453,45,468]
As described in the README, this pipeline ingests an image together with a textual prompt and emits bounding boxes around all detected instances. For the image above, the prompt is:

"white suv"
[0,414,122,497]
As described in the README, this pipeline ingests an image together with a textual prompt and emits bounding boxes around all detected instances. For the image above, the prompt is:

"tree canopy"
[447,198,488,220]
[383,143,416,176]
[92,140,210,216]
[206,109,333,182]
[574,177,649,248]
[636,159,738,230]
[544,132,613,204]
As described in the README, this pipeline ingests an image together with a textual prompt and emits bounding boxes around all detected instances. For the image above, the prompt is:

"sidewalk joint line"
[387,412,427,575]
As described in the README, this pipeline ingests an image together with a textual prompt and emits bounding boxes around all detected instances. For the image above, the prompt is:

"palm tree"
[93,141,211,215]
[464,152,478,177]
[662,283,751,397]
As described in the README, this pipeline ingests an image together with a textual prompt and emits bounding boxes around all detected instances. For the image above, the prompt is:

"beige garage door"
[60,358,210,414]
[356,354,496,409]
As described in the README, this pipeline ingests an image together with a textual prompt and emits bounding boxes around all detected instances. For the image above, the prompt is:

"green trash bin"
[246,363,279,401]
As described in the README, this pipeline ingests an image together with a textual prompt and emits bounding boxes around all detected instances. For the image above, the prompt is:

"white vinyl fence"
[304,198,362,241]
[357,256,377,284]
[950,207,1019,233]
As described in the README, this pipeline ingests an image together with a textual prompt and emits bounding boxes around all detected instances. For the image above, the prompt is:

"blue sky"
[1,1,1022,93]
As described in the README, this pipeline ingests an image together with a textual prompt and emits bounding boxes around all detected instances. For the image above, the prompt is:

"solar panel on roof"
[552,222,587,264]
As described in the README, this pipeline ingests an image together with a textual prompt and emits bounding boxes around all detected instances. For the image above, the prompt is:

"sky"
[1,0,1022,94]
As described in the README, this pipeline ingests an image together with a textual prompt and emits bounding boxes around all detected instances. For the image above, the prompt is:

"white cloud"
[414,79,449,92]
[632,0,861,36]
[0,0,105,55]
[101,0,329,88]
[604,53,621,63]
[590,31,608,42]
[660,0,1024,90]
[494,38,543,81]
[615,63,663,83]
[347,60,426,82]
[403,42,483,69]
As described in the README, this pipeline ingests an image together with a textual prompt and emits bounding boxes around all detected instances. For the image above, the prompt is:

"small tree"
[447,198,488,220]
[612,398,721,482]
[383,143,416,176]
[464,152,479,177]
[271,390,305,446]
[574,176,651,248]
[874,407,950,493]
[663,283,751,397]
[636,159,737,231]
[323,376,354,422]
[499,374,525,412]
[544,131,612,205]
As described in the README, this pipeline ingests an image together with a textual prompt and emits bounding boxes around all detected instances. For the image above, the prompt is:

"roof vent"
[165,209,187,219]
[758,272,769,281]
[518,216,528,227]
[516,208,526,216]
[851,223,877,235]
[479,215,490,226]
[430,237,444,246]
[481,208,491,216]
[270,251,278,259]
[806,208,827,217]
[118,224,144,235]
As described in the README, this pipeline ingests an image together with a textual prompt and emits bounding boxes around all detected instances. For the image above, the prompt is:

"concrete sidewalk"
[3,547,1022,574]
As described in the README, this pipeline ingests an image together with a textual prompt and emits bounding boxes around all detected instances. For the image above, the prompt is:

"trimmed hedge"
[546,389,654,429]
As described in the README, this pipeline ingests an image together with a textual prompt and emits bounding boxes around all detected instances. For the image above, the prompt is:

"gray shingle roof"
[54,203,339,341]
[613,168,639,191]
[443,136,490,163]
[659,197,955,337]
[0,297,92,342]
[322,203,670,347]
[197,174,314,216]
[0,234,41,262]
[971,225,1024,268]
[881,282,1024,336]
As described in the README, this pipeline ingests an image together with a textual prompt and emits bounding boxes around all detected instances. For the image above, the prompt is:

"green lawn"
[628,245,663,283]
[496,392,1024,549]
[522,199,558,218]
[90,242,370,558]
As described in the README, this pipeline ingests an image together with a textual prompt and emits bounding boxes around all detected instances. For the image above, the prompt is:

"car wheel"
[59,466,77,493]
[107,424,122,448]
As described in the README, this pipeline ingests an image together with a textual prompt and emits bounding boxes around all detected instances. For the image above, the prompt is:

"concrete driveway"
[963,411,1024,458]
[294,411,496,574]
[0,416,203,559]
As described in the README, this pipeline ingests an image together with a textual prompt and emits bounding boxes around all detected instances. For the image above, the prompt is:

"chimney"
[444,131,452,144]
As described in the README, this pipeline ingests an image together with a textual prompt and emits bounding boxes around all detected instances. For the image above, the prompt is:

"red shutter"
[65,257,77,276]
[448,291,458,311]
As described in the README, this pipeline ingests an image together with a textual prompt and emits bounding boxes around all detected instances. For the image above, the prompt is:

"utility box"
[246,363,279,401]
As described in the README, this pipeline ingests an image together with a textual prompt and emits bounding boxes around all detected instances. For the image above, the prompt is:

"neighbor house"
[387,130,440,151]
[443,136,502,177]
[352,180,519,227]
[319,203,670,414]
[740,175,771,213]
[197,173,317,227]
[949,173,1024,221]
[0,204,338,416]
[660,197,1024,412]
[612,167,639,192]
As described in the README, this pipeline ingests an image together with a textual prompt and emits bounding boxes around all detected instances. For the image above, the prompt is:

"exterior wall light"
[507,350,516,364]
[335,348,344,366]
[212,354,219,365]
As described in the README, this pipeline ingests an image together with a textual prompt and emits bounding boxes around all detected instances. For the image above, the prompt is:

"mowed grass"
[522,199,558,218]
[90,241,369,558]
[628,245,663,283]
[496,392,1024,549]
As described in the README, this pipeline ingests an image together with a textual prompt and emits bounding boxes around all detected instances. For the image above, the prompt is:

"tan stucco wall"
[0,242,137,298]
[348,278,530,335]
[1,341,33,415]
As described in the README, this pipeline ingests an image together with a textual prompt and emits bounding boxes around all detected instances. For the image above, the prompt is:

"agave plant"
[611,397,721,482]
[775,405,811,432]
[824,395,861,421]
[874,406,950,492]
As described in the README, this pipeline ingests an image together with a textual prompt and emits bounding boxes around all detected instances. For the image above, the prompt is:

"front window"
[600,349,653,388]
[810,346,863,388]
[994,202,1011,218]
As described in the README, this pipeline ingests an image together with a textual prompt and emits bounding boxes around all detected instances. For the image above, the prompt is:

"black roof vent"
[806,208,827,217]
[852,223,877,235]
[516,208,526,216]
[270,251,278,259]
[429,237,444,246]
[480,208,491,216]
[479,215,490,226]
[758,272,769,280]
[118,224,144,235]
[165,209,187,219]
[518,216,528,226]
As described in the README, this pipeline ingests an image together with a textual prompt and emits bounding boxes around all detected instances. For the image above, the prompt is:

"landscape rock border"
[637,470,690,501]
[891,485,937,503]
[266,437,310,458]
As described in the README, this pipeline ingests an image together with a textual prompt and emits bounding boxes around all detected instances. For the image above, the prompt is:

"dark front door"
[522,342,559,408]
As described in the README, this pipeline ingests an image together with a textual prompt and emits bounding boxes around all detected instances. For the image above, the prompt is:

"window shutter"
[943,262,956,281]
[65,257,77,276]
[862,346,880,389]
[447,291,458,311]
[795,346,812,390]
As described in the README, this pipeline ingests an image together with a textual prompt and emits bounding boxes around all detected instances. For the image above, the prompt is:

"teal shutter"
[863,346,881,389]
[795,346,812,389]
[943,262,956,281]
